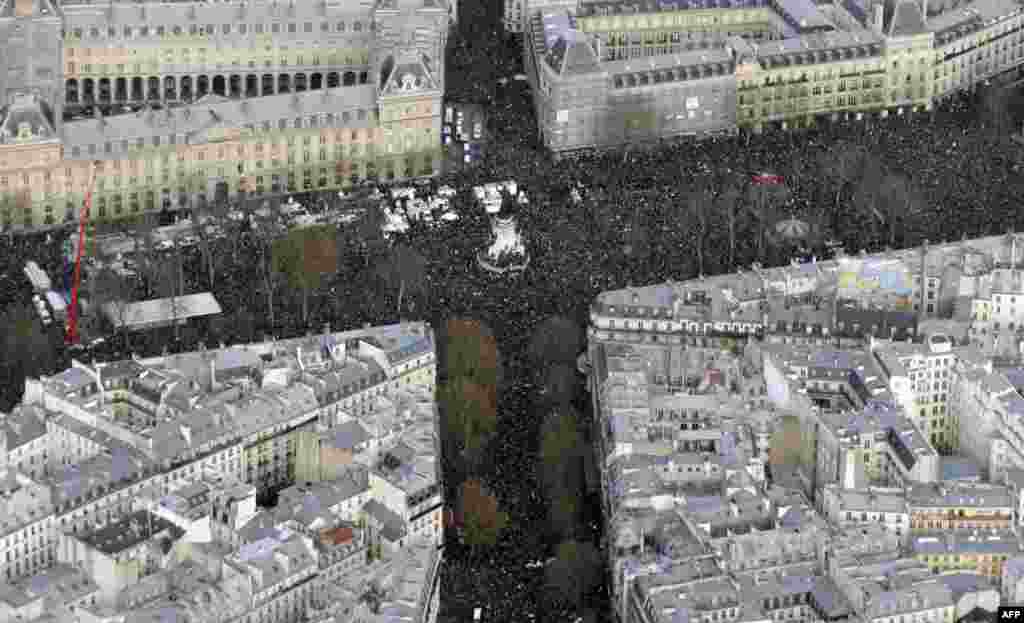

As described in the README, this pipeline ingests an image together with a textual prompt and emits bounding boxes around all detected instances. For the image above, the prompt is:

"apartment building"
[873,337,961,451]
[587,236,1024,623]
[0,323,437,621]
[950,345,1024,479]
[909,529,1021,579]
[525,0,1024,154]
[905,482,1014,531]
[820,485,910,535]
[56,509,180,607]
[1002,556,1024,604]
[829,556,949,611]
[0,0,456,230]
[0,563,98,623]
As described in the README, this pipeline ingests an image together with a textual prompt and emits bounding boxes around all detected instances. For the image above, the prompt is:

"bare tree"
[152,233,185,341]
[272,225,338,325]
[375,243,427,316]
[251,200,289,329]
[91,267,132,344]
[686,185,713,276]
[745,180,790,262]
[717,183,743,269]
[819,143,868,214]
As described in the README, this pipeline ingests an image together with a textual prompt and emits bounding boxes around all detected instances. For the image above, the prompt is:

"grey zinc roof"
[327,420,371,450]
[0,0,58,18]
[81,510,179,555]
[941,457,982,481]
[577,0,769,15]
[0,406,47,450]
[776,0,834,29]
[381,53,441,95]
[935,572,992,601]
[888,0,928,35]
[606,47,734,73]
[926,0,1024,38]
[63,86,379,153]
[59,0,377,30]
[363,499,407,542]
[561,36,603,75]
[0,94,58,145]
[910,531,1021,555]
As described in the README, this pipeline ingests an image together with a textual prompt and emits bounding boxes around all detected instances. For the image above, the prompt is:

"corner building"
[525,0,1024,154]
[0,0,454,230]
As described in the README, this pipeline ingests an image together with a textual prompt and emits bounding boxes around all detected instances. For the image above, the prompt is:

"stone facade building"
[0,0,455,230]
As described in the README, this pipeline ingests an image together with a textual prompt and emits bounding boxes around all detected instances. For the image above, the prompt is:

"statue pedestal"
[477,215,530,275]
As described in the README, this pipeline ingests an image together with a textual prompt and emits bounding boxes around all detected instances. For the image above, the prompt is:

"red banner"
[752,173,784,185]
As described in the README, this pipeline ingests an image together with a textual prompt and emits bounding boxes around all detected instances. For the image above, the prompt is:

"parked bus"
[24,261,52,293]
[45,290,68,321]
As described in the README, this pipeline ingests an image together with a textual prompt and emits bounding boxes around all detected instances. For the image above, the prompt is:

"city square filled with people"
[0,0,1022,622]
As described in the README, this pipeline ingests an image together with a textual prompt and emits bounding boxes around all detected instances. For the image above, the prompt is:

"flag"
[752,173,784,185]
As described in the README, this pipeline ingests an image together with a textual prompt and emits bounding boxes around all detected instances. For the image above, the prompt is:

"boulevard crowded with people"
[0,2,1022,621]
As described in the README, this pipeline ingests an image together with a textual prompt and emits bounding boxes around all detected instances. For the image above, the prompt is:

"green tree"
[443,318,501,388]
[439,377,498,458]
[528,315,583,367]
[457,479,509,549]
[374,243,427,316]
[542,363,579,407]
[540,408,586,540]
[544,540,603,611]
[272,225,338,325]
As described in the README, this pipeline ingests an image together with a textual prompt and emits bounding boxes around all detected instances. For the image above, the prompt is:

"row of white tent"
[473,180,529,214]
[381,185,460,236]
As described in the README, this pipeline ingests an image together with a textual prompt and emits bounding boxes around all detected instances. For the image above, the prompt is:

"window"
[140,26,149,36]
[239,24,247,34]
[337,21,346,31]
[304,22,313,33]
[321,22,330,32]
[354,22,362,32]
[255,24,264,33]
[157,26,165,36]
[223,24,231,34]
[289,23,297,33]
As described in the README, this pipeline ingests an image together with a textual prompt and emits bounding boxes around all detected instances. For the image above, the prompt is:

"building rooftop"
[905,482,1013,508]
[910,529,1021,555]
[62,86,380,154]
[829,487,908,513]
[577,0,770,17]
[80,510,179,556]
[926,0,1024,43]
[33,323,432,468]
[101,292,223,330]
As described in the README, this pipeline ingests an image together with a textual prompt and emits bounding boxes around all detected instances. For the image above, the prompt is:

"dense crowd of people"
[0,5,1021,619]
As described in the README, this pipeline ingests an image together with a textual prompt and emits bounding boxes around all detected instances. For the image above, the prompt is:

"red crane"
[65,160,101,345]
